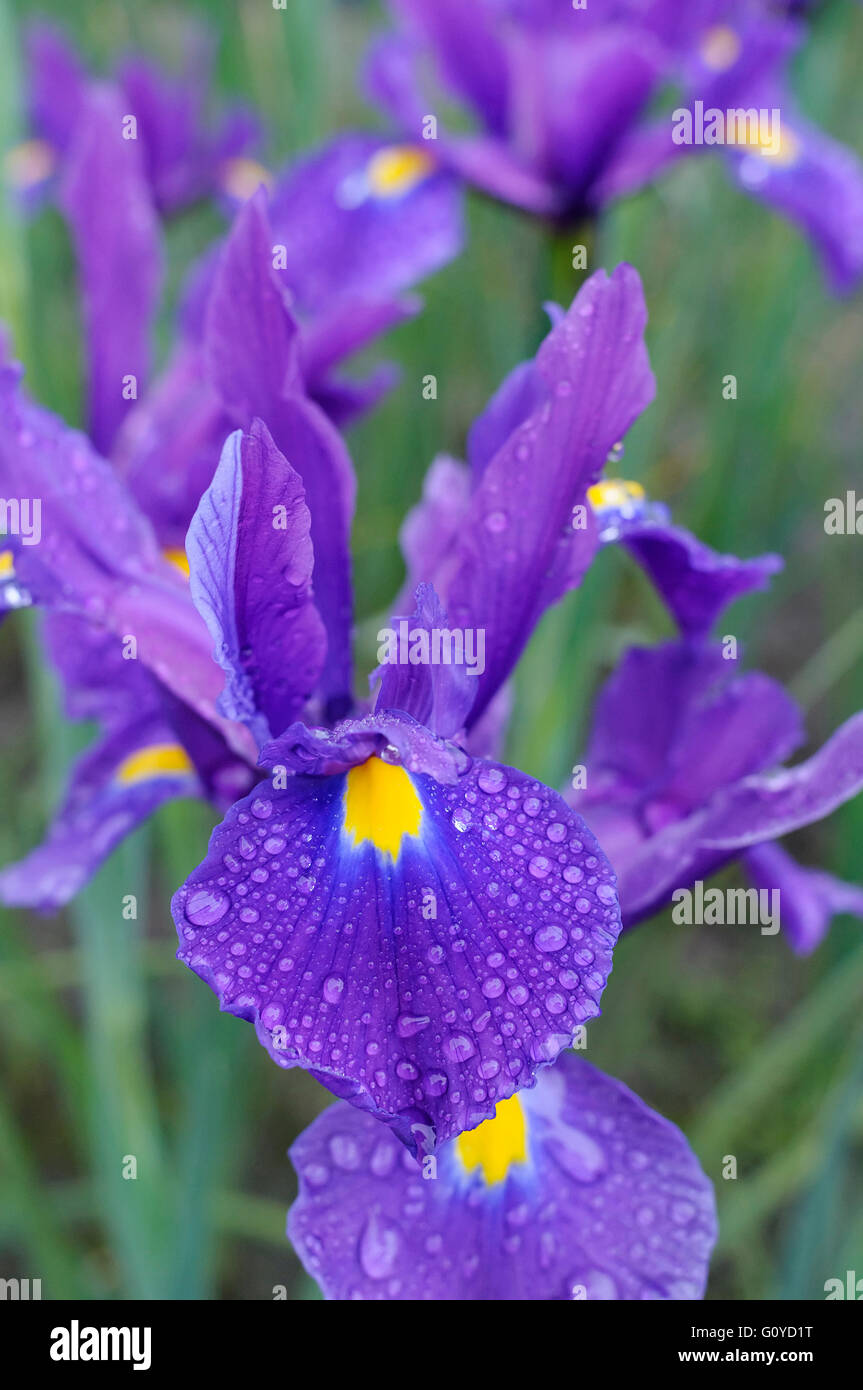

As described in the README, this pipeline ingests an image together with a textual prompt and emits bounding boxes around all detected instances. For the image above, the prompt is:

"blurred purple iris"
[366,0,863,290]
[570,492,863,953]
[14,21,260,214]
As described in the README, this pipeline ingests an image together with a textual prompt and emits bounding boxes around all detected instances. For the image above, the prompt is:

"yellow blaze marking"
[587,478,646,512]
[367,145,435,199]
[751,124,800,167]
[219,156,274,201]
[162,547,191,579]
[457,1094,528,1186]
[0,549,14,577]
[343,756,422,858]
[5,138,55,189]
[700,26,742,72]
[116,744,195,787]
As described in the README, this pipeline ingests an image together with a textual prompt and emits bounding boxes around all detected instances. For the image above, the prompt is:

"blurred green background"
[1,0,862,1301]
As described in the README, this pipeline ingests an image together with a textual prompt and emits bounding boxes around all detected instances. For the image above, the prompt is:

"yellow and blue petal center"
[343,756,422,858]
[456,1094,528,1186]
[587,478,646,518]
[367,145,436,199]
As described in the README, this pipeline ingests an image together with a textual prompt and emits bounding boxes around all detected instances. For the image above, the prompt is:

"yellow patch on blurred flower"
[700,26,742,72]
[367,145,436,199]
[116,744,195,787]
[219,156,274,201]
[4,138,55,190]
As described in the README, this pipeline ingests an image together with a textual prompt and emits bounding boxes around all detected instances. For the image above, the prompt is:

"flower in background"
[114,133,464,532]
[288,1053,717,1301]
[8,21,261,213]
[366,0,863,290]
[568,485,863,953]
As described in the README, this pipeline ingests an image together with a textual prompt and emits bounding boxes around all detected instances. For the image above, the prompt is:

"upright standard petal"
[173,748,621,1156]
[203,189,303,419]
[203,191,356,711]
[288,1052,717,1300]
[389,0,511,137]
[433,266,655,724]
[25,21,87,158]
[60,85,163,456]
[186,421,326,747]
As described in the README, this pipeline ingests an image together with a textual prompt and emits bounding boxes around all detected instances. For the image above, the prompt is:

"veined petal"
[582,643,804,813]
[261,710,467,785]
[287,1052,716,1300]
[186,421,326,746]
[173,756,621,1155]
[113,343,228,550]
[698,711,863,850]
[398,455,472,606]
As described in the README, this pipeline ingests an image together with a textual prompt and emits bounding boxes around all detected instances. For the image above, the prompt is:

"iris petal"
[287,1053,717,1300]
[173,756,621,1154]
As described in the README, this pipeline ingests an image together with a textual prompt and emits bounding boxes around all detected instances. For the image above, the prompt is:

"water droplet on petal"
[185,888,229,927]
[358,1211,401,1280]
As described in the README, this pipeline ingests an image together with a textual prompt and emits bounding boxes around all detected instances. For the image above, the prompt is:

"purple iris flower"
[567,488,863,953]
[168,263,655,1155]
[0,137,461,910]
[367,0,863,291]
[12,21,261,213]
[287,1053,717,1300]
